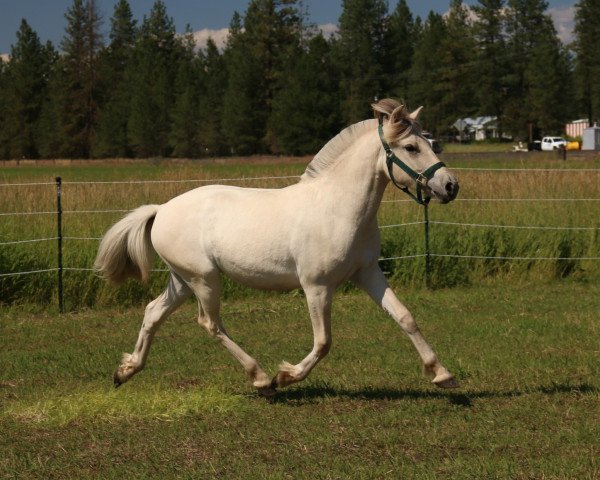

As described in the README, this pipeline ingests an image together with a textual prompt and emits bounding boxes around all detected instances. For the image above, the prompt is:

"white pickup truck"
[541,137,567,151]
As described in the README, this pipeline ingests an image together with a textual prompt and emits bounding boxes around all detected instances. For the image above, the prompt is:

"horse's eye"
[404,144,417,153]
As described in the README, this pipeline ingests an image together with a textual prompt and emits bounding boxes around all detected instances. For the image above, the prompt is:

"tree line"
[0,0,598,160]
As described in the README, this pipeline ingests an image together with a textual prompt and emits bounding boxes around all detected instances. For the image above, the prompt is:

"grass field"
[1,281,599,478]
[1,154,600,478]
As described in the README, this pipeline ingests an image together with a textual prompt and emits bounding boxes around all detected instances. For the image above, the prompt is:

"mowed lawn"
[1,281,599,479]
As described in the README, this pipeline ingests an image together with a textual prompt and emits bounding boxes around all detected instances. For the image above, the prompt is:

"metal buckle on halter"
[416,173,428,186]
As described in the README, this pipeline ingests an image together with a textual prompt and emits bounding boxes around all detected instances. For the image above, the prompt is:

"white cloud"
[441,4,575,45]
[548,6,575,44]
[0,53,9,63]
[317,23,339,39]
[192,24,339,52]
[193,28,230,51]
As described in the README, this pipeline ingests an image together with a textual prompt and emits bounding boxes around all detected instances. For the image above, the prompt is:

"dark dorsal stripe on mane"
[301,98,421,181]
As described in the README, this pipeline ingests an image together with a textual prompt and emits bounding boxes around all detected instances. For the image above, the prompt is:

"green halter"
[378,123,446,205]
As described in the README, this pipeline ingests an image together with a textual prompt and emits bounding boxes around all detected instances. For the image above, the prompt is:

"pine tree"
[270,34,341,154]
[94,0,137,157]
[36,50,64,158]
[197,38,228,156]
[573,0,600,125]
[127,0,180,157]
[437,0,477,132]
[384,0,416,98]
[335,0,388,124]
[472,0,509,129]
[0,20,55,159]
[222,2,303,154]
[526,25,573,134]
[408,12,447,135]
[504,0,571,138]
[170,28,203,158]
[222,12,264,154]
[59,0,103,158]
[0,55,9,158]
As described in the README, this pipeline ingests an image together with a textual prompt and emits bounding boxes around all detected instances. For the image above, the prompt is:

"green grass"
[1,281,599,478]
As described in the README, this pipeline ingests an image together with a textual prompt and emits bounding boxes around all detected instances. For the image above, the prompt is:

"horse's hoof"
[432,372,459,389]
[113,371,123,388]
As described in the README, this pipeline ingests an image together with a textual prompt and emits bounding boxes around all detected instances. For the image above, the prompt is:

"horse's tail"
[94,205,160,284]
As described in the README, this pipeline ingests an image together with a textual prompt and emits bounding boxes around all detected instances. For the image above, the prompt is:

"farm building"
[582,125,600,150]
[452,116,498,141]
[565,119,589,138]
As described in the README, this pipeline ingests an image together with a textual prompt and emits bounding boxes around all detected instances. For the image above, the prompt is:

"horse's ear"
[389,105,408,125]
[409,106,424,121]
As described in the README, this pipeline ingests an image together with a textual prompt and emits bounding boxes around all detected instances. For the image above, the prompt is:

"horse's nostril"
[445,181,459,200]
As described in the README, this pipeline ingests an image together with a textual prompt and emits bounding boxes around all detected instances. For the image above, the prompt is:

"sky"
[0,0,577,58]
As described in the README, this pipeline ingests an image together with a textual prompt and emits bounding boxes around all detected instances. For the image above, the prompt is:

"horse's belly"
[222,265,300,291]
[212,237,300,291]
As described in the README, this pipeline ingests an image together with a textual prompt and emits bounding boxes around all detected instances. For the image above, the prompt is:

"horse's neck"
[315,132,387,226]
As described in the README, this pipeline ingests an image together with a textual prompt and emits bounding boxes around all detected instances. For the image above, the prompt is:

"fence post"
[424,202,431,288]
[55,176,63,313]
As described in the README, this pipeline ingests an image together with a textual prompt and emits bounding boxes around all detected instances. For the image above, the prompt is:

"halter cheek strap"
[377,122,445,206]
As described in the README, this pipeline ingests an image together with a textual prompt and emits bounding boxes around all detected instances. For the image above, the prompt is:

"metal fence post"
[424,202,431,288]
[55,176,63,313]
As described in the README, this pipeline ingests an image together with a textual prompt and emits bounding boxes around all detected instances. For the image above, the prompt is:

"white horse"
[95,99,459,396]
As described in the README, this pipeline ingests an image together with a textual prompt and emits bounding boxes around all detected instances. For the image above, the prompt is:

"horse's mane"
[301,119,376,181]
[301,98,421,181]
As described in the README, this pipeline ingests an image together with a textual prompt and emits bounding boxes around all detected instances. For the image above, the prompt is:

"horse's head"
[373,99,459,204]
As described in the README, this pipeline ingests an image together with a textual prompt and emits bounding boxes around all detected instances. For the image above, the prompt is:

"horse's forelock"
[372,98,421,142]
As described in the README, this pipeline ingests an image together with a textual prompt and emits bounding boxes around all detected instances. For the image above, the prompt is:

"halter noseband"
[378,120,445,205]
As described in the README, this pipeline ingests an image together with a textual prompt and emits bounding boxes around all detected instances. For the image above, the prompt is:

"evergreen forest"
[0,0,598,159]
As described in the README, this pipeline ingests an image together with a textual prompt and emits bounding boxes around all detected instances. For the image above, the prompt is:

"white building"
[452,117,498,141]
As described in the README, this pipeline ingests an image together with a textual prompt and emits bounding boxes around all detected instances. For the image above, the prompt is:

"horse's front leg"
[352,265,458,388]
[273,285,333,389]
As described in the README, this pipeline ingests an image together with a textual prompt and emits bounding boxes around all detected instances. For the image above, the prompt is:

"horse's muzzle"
[429,174,459,204]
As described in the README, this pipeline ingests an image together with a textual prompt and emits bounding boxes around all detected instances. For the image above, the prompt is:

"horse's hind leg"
[273,285,333,388]
[189,272,274,396]
[353,264,458,389]
[114,273,192,386]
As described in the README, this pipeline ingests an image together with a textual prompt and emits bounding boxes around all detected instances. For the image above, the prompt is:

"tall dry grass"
[1,157,599,308]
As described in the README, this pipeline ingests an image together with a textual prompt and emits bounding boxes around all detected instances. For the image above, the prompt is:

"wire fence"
[2,169,600,310]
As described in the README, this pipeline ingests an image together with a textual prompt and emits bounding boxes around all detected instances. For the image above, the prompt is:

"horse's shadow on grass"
[269,382,597,407]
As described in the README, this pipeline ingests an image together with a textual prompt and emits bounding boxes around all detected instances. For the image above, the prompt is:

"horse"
[94,98,460,397]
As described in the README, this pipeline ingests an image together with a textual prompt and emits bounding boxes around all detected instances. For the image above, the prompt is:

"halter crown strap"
[377,123,445,205]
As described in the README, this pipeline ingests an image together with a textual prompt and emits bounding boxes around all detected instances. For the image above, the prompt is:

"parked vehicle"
[422,131,443,153]
[541,137,567,151]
